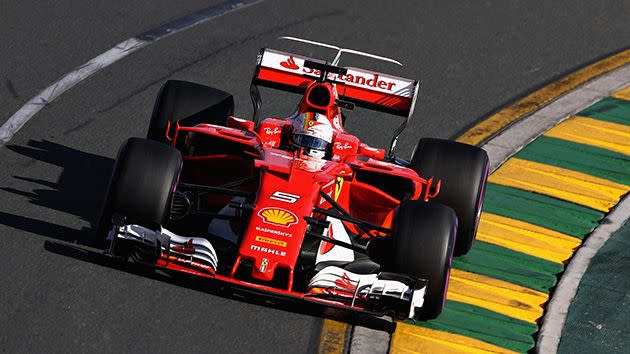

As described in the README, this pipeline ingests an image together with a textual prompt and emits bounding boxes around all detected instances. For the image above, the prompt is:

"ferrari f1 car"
[99,37,489,321]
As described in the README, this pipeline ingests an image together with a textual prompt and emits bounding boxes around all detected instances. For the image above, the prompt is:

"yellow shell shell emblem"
[258,208,298,227]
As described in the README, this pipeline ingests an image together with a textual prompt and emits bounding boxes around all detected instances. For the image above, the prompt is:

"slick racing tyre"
[147,80,234,144]
[388,200,456,320]
[410,138,489,256]
[97,138,182,240]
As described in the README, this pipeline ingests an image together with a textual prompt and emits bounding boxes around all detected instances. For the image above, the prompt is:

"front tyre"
[410,138,489,256]
[97,138,182,241]
[387,200,457,320]
[147,80,234,144]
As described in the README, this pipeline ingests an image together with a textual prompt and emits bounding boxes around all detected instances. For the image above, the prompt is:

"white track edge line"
[364,63,630,354]
[0,0,261,146]
[0,38,147,144]
[482,63,630,171]
[535,195,630,354]
[2,3,629,351]
[486,63,630,354]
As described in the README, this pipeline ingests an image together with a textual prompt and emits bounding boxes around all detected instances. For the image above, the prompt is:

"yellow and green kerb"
[391,86,630,353]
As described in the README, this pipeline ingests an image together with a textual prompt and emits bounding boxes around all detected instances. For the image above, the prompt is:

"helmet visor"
[293,134,329,150]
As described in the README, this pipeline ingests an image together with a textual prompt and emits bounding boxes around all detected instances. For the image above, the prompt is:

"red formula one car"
[99,38,489,321]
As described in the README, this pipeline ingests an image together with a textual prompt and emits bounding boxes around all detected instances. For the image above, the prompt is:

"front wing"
[106,224,427,320]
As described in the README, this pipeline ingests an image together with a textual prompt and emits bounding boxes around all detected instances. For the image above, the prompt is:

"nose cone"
[252,256,276,281]
[238,165,322,287]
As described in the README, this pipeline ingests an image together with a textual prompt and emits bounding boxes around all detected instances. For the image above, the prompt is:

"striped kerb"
[391,85,630,353]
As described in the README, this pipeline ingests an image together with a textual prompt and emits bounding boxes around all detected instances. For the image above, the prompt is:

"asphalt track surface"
[1,1,630,352]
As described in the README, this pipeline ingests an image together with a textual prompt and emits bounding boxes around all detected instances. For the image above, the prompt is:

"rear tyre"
[97,138,182,241]
[387,200,456,320]
[147,80,234,144]
[410,138,489,256]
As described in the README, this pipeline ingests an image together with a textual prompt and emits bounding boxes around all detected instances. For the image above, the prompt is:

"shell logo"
[258,207,298,228]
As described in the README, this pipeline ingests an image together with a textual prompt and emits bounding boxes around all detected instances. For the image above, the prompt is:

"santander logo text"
[277,55,397,91]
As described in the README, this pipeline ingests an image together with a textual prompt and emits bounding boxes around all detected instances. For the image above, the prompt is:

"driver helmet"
[291,111,333,159]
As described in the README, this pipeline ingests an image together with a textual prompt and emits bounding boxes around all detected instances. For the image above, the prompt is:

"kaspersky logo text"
[255,226,292,237]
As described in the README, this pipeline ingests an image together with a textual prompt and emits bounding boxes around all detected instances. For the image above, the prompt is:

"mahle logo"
[250,245,286,257]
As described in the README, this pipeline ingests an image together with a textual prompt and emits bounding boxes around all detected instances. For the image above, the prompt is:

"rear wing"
[252,48,419,118]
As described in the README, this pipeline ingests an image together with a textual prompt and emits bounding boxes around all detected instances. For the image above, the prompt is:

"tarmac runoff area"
[348,57,630,353]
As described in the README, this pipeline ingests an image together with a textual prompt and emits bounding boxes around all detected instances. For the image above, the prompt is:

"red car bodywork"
[135,48,438,314]
[153,115,438,310]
